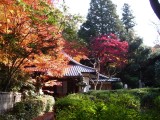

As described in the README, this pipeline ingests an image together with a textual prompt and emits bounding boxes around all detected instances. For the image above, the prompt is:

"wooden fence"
[0,92,21,114]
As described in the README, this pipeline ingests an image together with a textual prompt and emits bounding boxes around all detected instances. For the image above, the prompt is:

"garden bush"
[87,90,140,110]
[36,95,55,112]
[112,82,123,89]
[55,94,141,120]
[0,114,17,120]
[140,92,159,109]
[55,94,97,120]
[0,95,55,120]
[13,99,44,120]
[55,88,160,120]
[153,95,160,110]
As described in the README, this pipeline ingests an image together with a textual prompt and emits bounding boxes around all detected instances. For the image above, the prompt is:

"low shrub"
[36,95,55,112]
[0,114,17,120]
[101,104,140,120]
[113,93,140,110]
[55,94,141,120]
[13,99,44,120]
[55,94,97,120]
[154,95,160,110]
[140,109,160,120]
[88,90,140,110]
[55,88,160,120]
[140,92,158,109]
[0,95,55,120]
[112,82,123,89]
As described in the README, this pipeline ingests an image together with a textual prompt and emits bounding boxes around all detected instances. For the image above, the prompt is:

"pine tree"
[78,0,124,43]
[119,4,152,88]
[121,3,136,33]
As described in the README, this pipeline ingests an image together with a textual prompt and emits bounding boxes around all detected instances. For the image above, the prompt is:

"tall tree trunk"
[99,82,103,90]
[149,0,160,20]
[94,84,97,90]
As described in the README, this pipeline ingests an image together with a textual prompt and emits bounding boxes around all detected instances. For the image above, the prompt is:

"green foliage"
[55,92,141,120]
[121,3,136,32]
[142,65,155,86]
[0,95,55,120]
[140,110,160,120]
[119,4,152,88]
[36,95,55,112]
[124,74,139,88]
[142,47,160,87]
[55,94,96,120]
[0,62,31,92]
[155,60,160,86]
[101,104,139,120]
[88,90,140,110]
[0,114,17,120]
[112,82,123,89]
[153,96,160,110]
[119,41,151,88]
[141,92,160,110]
[62,13,84,41]
[55,88,160,120]
[78,0,125,43]
[55,94,95,111]
[13,99,44,119]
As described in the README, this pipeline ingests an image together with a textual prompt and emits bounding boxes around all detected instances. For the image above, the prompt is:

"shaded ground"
[33,112,54,120]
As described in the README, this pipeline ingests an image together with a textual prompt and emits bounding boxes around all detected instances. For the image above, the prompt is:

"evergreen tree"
[78,0,125,43]
[121,3,136,33]
[118,4,149,88]
[119,36,151,88]
[155,59,160,87]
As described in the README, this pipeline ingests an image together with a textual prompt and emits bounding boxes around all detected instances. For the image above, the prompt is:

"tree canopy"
[121,3,136,33]
[0,0,69,91]
[78,0,125,44]
[91,34,128,68]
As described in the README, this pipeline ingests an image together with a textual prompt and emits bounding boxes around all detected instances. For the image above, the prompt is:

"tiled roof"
[24,53,120,82]
[60,53,96,77]
[92,77,121,82]
[63,64,95,77]
[64,55,120,82]
[91,73,121,82]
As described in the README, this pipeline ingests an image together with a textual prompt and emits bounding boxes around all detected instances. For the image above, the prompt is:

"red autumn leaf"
[91,33,128,67]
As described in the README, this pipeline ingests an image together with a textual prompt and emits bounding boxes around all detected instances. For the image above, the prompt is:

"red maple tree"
[91,34,128,69]
[89,33,128,90]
